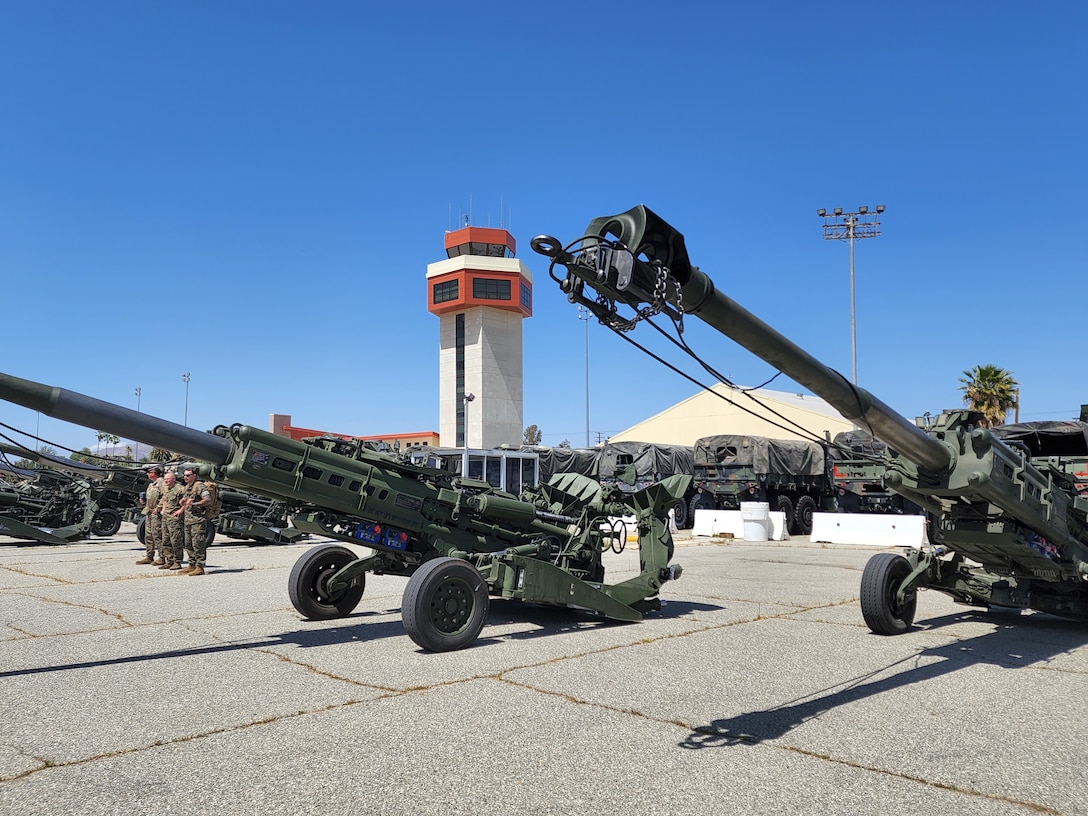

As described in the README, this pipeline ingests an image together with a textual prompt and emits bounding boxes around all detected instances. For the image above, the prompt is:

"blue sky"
[1,1,1085,456]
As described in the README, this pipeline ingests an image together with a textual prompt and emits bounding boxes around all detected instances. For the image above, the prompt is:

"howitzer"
[0,372,688,650]
[532,205,1088,632]
[0,441,143,538]
[211,487,309,545]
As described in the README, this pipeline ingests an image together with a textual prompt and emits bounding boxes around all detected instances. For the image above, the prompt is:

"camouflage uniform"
[159,473,187,570]
[181,471,211,575]
[140,471,165,564]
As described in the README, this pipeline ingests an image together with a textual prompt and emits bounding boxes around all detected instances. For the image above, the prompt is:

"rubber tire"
[288,544,366,620]
[794,495,818,536]
[91,507,123,537]
[204,522,216,549]
[136,516,146,545]
[402,557,489,652]
[774,495,795,535]
[860,552,917,635]
[689,493,713,524]
[671,498,691,530]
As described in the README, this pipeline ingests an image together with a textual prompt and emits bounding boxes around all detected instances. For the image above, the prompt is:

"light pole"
[817,205,885,385]
[461,393,475,477]
[578,305,590,447]
[134,387,141,413]
[181,372,191,426]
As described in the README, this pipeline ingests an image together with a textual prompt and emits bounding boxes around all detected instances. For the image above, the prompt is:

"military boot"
[152,558,165,566]
[135,557,153,565]
[187,565,205,576]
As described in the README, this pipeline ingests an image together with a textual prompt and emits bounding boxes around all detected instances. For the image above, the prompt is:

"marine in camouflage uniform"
[180,468,211,576]
[135,466,165,565]
[159,470,187,571]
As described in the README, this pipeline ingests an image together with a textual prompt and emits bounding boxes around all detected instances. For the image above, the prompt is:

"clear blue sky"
[1,1,1085,456]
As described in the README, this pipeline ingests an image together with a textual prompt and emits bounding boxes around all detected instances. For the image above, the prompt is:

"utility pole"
[181,372,191,426]
[461,393,475,477]
[578,305,590,447]
[817,205,885,385]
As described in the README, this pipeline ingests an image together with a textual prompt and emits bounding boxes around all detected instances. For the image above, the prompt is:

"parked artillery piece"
[0,374,688,650]
[532,205,1088,632]
[209,488,308,545]
[0,442,141,542]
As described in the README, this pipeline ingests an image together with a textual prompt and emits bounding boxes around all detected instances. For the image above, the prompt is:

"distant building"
[426,225,533,449]
[607,385,854,446]
[269,413,439,450]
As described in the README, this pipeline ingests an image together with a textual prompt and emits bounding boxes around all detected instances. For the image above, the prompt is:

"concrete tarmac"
[1,525,1085,816]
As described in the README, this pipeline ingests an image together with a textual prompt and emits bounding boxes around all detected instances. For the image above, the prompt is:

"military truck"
[688,434,830,535]
[689,430,919,535]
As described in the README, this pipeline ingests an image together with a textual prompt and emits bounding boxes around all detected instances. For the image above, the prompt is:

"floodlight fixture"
[816,205,886,387]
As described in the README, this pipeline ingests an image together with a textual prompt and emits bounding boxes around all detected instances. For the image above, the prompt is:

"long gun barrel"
[0,373,233,465]
[532,206,950,474]
[533,204,1088,627]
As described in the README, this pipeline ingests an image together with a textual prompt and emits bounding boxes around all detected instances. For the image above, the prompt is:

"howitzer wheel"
[91,508,122,537]
[860,552,917,635]
[289,544,365,620]
[402,557,489,652]
[136,516,146,544]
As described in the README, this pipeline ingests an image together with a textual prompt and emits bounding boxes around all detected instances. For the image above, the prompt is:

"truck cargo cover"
[694,435,824,476]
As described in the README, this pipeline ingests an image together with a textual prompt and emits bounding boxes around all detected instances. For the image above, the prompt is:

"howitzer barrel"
[534,206,952,474]
[0,441,112,478]
[0,373,233,466]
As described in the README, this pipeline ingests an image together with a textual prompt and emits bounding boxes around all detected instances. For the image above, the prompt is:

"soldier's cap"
[146,466,162,476]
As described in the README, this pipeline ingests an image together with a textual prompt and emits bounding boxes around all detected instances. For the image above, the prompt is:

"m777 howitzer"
[0,373,689,651]
[0,441,135,541]
[531,205,1088,633]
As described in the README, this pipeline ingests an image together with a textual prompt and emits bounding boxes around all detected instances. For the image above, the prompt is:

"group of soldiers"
[135,465,215,576]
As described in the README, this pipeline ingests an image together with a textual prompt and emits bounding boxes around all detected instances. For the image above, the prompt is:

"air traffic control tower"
[426,226,533,449]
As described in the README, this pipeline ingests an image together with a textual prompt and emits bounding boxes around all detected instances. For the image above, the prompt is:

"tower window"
[520,281,532,310]
[433,280,459,303]
[472,278,511,300]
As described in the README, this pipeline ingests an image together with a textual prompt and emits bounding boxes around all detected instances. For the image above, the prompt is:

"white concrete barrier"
[809,512,929,547]
[692,509,789,540]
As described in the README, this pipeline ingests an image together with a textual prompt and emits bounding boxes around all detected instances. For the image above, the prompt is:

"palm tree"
[959,364,1018,427]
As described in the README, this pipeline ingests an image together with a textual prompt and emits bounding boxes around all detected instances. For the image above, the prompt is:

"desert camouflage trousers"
[161,515,185,567]
[184,519,209,568]
[144,512,163,559]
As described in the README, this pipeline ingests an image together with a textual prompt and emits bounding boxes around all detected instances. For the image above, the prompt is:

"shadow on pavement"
[678,610,1088,749]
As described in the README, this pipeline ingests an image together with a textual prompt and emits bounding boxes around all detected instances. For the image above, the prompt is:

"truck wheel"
[402,557,489,652]
[289,544,365,620]
[860,552,917,635]
[689,493,712,524]
[671,498,691,529]
[794,495,817,536]
[136,517,146,544]
[774,495,795,535]
[91,508,122,537]
[204,523,216,549]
